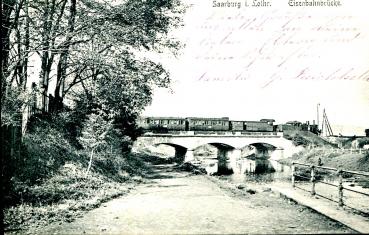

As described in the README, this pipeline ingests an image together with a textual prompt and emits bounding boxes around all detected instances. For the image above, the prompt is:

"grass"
[4,151,155,233]
[279,149,369,188]
[283,130,336,147]
[3,115,156,233]
[279,149,369,172]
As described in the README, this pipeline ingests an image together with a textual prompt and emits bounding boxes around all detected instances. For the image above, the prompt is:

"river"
[195,152,369,215]
[194,151,292,184]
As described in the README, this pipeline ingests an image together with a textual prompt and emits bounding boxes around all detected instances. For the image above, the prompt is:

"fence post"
[338,169,344,207]
[291,162,295,188]
[311,165,316,196]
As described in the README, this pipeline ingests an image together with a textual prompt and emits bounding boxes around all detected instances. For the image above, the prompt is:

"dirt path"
[43,164,354,234]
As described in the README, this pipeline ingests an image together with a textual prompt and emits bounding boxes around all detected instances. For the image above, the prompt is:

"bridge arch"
[239,142,282,160]
[153,143,188,163]
[248,142,278,150]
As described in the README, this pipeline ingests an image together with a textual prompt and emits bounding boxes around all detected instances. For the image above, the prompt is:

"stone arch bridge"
[132,131,300,169]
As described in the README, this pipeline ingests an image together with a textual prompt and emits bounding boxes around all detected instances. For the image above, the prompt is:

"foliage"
[2,0,185,231]
[78,111,116,151]
[1,86,31,125]
[2,0,185,127]
[14,116,79,186]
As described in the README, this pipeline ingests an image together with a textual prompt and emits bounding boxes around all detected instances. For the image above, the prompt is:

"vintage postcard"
[2,0,368,234]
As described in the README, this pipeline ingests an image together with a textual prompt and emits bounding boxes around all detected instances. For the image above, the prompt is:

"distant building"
[365,129,369,137]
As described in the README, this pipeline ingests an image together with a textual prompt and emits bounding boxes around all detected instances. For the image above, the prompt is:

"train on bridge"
[137,117,319,134]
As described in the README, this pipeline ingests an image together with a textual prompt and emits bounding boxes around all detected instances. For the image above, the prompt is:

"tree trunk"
[1,1,17,233]
[39,0,51,112]
[85,148,94,178]
[54,0,76,112]
[23,0,30,90]
[1,0,16,108]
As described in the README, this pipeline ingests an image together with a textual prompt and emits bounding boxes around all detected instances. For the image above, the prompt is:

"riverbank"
[278,148,369,172]
[39,164,354,234]
[273,147,369,218]
[4,153,162,233]
[208,170,369,233]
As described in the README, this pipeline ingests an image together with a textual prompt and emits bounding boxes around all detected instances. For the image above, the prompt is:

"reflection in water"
[194,150,292,183]
[234,159,276,174]
[230,159,291,183]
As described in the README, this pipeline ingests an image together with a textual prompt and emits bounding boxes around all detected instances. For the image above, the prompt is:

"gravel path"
[43,164,355,234]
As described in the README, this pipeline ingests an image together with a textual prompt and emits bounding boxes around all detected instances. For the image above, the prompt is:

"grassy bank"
[4,151,155,233]
[279,149,369,172]
[283,130,336,147]
[278,148,369,188]
[3,115,156,233]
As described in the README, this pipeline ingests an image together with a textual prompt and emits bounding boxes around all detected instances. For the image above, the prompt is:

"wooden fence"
[292,162,369,213]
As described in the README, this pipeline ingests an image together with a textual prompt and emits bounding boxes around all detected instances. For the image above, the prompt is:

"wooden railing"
[292,162,369,209]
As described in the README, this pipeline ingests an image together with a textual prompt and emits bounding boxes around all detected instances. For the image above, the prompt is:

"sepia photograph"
[1,0,369,234]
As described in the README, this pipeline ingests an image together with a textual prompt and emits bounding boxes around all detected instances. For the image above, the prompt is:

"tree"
[78,110,124,176]
[2,0,185,150]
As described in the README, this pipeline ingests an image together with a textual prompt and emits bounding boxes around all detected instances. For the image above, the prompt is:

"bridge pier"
[227,149,242,172]
[217,148,242,174]
[217,149,229,172]
[174,146,188,163]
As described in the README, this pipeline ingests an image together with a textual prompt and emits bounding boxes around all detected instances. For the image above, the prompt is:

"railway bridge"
[132,131,301,171]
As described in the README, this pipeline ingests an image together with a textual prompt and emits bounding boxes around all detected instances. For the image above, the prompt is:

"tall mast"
[322,109,333,136]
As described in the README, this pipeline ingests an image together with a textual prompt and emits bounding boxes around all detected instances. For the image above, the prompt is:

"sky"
[142,0,369,136]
